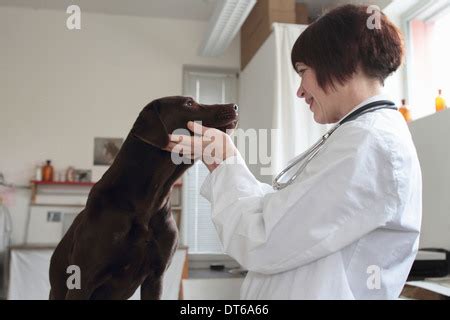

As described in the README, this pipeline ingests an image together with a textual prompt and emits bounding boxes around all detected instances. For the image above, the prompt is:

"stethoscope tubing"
[272,100,397,190]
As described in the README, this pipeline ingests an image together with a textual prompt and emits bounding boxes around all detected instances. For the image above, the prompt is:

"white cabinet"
[25,181,92,245]
[26,205,82,245]
[8,246,188,300]
[25,179,183,245]
[409,109,450,250]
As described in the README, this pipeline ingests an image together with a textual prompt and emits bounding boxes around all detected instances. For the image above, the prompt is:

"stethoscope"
[272,100,397,190]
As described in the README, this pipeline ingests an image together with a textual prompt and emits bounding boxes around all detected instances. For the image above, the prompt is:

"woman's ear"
[131,100,169,149]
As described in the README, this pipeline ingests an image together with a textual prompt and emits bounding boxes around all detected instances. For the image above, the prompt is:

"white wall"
[238,32,276,184]
[382,3,409,106]
[0,6,240,245]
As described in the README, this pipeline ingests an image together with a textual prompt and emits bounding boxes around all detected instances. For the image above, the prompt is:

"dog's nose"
[233,104,239,112]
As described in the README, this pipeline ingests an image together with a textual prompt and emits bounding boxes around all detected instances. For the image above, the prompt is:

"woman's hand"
[163,121,238,172]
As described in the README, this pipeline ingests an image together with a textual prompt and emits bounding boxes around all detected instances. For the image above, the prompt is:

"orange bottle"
[436,89,447,112]
[399,99,412,122]
[42,160,54,182]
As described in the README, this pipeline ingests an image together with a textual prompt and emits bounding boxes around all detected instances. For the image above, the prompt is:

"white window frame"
[181,66,240,268]
[401,0,450,116]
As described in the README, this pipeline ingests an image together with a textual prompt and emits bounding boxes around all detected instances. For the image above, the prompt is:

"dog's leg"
[48,285,67,300]
[49,237,73,300]
[49,290,59,300]
[65,288,93,300]
[140,275,163,300]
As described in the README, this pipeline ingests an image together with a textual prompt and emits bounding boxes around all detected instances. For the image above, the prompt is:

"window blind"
[181,68,237,253]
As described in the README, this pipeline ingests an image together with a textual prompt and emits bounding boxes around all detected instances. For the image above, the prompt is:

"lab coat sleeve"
[200,125,399,275]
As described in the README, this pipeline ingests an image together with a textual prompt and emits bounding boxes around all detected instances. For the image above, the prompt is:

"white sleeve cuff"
[200,171,213,201]
[199,154,246,201]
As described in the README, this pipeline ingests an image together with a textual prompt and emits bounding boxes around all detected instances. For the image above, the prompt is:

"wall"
[237,32,276,184]
[0,6,240,245]
[383,5,408,107]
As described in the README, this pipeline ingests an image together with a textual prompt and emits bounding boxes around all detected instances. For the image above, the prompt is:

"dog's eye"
[187,100,193,107]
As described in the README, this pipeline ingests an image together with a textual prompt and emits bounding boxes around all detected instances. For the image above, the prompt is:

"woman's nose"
[297,85,305,98]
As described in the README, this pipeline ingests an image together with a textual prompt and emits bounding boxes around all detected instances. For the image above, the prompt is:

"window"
[407,0,450,119]
[181,67,238,254]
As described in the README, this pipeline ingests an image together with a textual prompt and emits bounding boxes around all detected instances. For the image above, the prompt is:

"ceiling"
[0,0,391,21]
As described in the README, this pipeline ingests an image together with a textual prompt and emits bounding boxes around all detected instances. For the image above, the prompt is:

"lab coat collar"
[336,93,392,124]
[287,94,392,166]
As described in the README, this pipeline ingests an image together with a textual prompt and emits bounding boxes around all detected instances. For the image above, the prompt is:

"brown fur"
[49,96,238,299]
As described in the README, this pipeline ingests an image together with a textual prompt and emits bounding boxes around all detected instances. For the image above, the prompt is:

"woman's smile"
[307,98,314,110]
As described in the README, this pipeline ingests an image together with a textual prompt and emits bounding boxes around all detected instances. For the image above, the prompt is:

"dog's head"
[131,96,238,149]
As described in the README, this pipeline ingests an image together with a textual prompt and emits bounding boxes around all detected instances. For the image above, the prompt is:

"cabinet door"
[27,206,82,244]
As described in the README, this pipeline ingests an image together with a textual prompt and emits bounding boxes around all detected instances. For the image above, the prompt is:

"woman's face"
[296,63,340,124]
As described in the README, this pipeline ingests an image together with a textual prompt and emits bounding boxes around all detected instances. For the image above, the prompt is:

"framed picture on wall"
[94,137,123,166]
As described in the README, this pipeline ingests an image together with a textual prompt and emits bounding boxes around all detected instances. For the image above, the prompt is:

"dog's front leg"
[64,287,94,300]
[140,276,163,300]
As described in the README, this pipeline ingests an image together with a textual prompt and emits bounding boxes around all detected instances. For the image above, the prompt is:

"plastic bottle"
[435,89,447,112]
[66,166,75,182]
[399,99,412,122]
[35,164,42,181]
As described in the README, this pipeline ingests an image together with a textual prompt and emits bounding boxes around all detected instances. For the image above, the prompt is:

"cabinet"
[26,179,183,245]
[240,0,297,70]
[409,109,450,250]
[170,180,183,230]
[26,181,93,244]
[7,245,189,300]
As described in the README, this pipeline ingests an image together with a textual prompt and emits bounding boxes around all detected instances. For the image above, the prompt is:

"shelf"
[10,244,58,250]
[30,203,86,208]
[32,180,177,187]
[30,180,96,186]
[30,180,94,205]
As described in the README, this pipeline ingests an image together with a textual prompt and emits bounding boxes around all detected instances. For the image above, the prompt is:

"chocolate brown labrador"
[49,96,238,299]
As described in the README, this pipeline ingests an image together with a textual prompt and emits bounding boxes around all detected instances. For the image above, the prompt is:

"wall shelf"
[30,180,94,204]
[30,180,96,186]
[30,203,86,208]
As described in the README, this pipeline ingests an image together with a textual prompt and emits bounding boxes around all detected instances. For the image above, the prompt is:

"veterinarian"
[165,5,421,299]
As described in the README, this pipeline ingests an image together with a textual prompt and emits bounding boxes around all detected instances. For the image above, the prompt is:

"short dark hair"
[291,4,404,91]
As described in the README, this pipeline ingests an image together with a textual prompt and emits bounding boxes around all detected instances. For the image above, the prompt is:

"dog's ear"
[132,100,169,148]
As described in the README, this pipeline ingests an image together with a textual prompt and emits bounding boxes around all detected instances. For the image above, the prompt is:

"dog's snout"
[233,104,239,112]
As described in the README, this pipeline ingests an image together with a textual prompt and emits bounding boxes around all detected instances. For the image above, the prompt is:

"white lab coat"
[200,96,422,300]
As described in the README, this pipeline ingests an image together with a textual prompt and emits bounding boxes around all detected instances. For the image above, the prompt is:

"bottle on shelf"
[435,89,447,112]
[34,164,42,181]
[42,160,54,182]
[66,166,75,182]
[399,99,412,122]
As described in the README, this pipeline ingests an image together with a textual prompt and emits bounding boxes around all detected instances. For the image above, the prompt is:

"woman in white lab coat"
[166,4,421,299]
